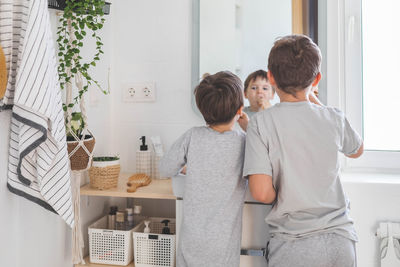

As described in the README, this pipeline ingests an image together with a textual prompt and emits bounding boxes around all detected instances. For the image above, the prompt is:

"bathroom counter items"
[76,257,135,267]
[80,173,175,199]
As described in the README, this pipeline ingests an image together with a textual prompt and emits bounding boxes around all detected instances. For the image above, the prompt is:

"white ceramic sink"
[171,174,185,198]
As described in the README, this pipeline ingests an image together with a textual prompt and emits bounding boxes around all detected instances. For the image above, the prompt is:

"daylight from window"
[362,0,400,151]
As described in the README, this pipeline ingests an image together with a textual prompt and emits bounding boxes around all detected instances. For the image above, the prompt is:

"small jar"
[115,211,125,231]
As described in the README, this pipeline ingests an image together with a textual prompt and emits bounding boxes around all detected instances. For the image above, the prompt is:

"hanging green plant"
[56,0,108,113]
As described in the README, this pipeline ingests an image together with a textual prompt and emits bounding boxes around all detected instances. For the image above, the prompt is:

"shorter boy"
[160,71,248,267]
[244,35,363,267]
[243,70,275,118]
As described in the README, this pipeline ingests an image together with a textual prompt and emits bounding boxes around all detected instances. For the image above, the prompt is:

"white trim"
[327,0,400,171]
[92,159,120,168]
[344,151,400,172]
[326,0,345,109]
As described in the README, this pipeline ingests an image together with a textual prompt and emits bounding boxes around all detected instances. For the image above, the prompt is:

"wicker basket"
[67,135,95,171]
[89,159,120,190]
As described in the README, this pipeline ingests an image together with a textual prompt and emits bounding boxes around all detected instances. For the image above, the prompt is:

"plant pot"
[67,135,96,171]
[89,159,120,190]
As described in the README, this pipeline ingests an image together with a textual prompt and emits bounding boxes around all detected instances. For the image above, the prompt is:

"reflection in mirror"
[192,0,324,115]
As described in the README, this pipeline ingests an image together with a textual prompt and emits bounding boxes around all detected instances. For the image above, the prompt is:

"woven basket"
[67,135,95,171]
[89,160,120,190]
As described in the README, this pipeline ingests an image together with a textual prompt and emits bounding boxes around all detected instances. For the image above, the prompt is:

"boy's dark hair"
[195,71,243,126]
[268,35,321,96]
[244,70,270,92]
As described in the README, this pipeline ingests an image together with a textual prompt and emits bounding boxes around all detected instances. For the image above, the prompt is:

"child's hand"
[256,96,270,110]
[238,112,249,132]
[180,166,187,175]
[309,89,323,106]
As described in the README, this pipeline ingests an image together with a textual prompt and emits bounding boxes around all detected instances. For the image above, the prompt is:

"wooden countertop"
[80,173,176,200]
[75,257,134,267]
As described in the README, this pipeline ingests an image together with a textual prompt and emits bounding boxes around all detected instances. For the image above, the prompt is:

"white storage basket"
[88,216,134,266]
[133,217,176,267]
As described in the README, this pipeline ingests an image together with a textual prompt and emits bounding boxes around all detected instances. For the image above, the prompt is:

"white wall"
[343,174,400,267]
[109,0,202,173]
[240,0,291,81]
[199,0,236,76]
[0,111,18,267]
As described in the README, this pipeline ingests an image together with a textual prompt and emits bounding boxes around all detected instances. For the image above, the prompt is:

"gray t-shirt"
[160,126,247,267]
[243,106,258,118]
[243,101,362,241]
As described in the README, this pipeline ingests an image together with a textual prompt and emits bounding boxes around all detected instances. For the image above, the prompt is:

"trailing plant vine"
[56,0,108,112]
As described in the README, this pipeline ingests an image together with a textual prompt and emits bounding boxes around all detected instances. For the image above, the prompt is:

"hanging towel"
[2,0,74,228]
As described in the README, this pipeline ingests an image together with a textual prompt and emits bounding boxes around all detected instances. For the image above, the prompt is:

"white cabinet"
[240,203,271,267]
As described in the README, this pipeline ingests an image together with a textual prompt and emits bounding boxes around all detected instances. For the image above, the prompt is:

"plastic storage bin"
[88,216,134,266]
[133,217,176,267]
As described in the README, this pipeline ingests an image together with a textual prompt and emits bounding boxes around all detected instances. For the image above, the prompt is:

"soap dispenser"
[136,136,151,177]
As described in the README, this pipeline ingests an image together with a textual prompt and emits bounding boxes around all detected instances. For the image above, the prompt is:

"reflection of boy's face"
[245,77,274,109]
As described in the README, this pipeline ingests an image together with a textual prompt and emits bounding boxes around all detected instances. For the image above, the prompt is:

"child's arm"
[159,130,191,177]
[339,113,364,158]
[345,142,363,158]
[249,174,276,204]
[243,119,276,203]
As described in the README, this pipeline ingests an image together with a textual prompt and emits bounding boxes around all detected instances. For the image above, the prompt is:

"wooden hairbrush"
[126,173,151,193]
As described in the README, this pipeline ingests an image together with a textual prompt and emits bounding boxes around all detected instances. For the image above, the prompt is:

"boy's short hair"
[244,70,274,93]
[195,71,243,126]
[268,35,321,96]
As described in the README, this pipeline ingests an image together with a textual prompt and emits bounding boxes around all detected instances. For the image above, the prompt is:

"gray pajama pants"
[267,233,357,267]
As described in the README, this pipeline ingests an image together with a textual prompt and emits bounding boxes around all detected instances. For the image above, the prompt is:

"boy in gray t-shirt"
[160,71,248,267]
[243,35,363,267]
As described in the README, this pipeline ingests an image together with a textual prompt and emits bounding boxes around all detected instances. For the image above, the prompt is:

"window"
[362,0,400,151]
[326,0,400,170]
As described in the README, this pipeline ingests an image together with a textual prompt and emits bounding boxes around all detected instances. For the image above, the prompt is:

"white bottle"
[125,208,134,229]
[136,136,151,177]
[150,136,165,179]
[144,220,151,233]
[133,205,143,226]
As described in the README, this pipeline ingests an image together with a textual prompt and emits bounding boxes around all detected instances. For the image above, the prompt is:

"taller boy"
[244,35,363,267]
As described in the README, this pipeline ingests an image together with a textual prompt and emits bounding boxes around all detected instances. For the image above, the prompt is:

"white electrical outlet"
[123,82,156,102]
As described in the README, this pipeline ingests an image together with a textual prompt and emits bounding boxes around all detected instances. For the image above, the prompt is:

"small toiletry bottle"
[136,136,151,177]
[133,205,143,226]
[161,219,171,234]
[125,208,134,229]
[143,220,151,233]
[150,136,164,179]
[108,206,118,230]
[115,211,125,230]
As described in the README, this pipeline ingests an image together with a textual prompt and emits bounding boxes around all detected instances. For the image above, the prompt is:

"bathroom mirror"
[191,0,326,114]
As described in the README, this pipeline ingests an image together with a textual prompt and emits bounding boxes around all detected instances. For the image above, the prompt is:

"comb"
[126,173,151,193]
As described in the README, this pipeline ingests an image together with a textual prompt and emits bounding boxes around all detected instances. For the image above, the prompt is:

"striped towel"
[2,0,74,228]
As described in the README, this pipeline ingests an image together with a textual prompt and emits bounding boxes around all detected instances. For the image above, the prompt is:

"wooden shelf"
[75,256,134,267]
[80,173,176,200]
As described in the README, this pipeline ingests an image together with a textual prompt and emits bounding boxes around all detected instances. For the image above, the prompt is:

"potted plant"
[55,0,109,170]
[66,112,95,170]
[89,156,120,190]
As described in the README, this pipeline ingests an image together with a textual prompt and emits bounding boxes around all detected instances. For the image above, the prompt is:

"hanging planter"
[67,136,95,170]
[89,156,120,190]
[56,0,109,171]
[65,112,96,170]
